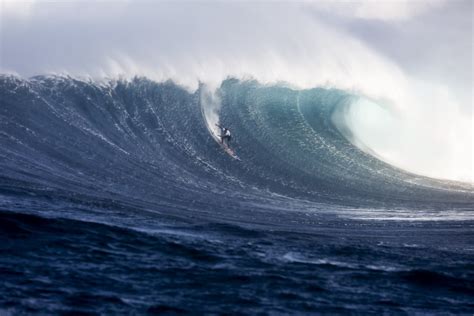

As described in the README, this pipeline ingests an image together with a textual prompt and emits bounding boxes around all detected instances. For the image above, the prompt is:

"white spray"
[199,84,222,140]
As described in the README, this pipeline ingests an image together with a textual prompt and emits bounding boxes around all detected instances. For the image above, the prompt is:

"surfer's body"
[216,124,232,147]
[214,123,239,160]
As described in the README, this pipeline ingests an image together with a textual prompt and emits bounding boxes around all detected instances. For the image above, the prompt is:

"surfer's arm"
[215,124,225,133]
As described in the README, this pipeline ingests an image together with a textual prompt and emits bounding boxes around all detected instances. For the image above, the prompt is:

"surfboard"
[209,126,240,160]
[218,140,240,160]
[210,131,240,160]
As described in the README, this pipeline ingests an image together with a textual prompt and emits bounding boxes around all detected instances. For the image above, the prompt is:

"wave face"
[1,75,473,314]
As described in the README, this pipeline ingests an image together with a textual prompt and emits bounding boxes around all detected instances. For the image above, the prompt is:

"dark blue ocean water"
[1,75,473,315]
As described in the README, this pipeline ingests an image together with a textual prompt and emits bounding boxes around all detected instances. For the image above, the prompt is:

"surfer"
[216,124,232,146]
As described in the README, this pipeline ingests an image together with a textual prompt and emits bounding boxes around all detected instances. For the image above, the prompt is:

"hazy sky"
[0,0,472,181]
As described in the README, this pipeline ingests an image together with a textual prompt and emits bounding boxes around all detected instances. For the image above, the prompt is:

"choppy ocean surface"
[1,75,473,315]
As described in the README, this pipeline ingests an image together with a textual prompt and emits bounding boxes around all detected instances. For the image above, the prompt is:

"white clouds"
[355,0,445,20]
[0,0,36,19]
[301,0,448,21]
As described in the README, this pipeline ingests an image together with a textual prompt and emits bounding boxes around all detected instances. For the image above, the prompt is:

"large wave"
[2,1,472,183]
[1,75,472,224]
